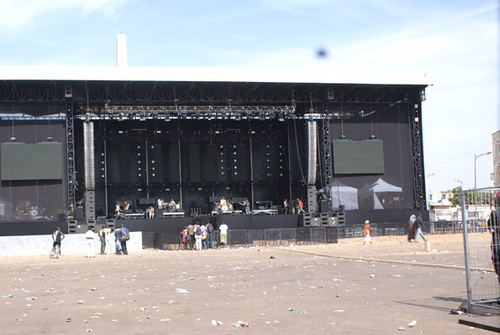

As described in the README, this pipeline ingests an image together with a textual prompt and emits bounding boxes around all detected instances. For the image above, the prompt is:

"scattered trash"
[289,307,295,311]
[408,320,417,327]
[160,318,170,322]
[370,274,375,278]
[212,320,223,326]
[140,307,146,311]
[233,321,249,327]
[175,288,188,294]
[8,294,13,298]
[65,317,71,322]
[398,326,406,331]
[270,256,275,259]
[77,300,84,304]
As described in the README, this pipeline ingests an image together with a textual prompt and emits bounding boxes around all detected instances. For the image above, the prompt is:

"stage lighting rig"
[89,105,297,121]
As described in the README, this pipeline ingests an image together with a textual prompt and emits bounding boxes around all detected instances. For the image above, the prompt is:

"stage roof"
[0,65,430,87]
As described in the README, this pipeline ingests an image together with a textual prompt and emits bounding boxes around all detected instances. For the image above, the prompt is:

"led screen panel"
[333,140,384,174]
[1,142,63,180]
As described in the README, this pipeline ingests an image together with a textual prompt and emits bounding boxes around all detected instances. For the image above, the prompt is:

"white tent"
[359,178,402,210]
[329,180,359,210]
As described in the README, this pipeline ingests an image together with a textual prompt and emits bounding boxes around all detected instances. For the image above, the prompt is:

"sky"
[0,0,498,194]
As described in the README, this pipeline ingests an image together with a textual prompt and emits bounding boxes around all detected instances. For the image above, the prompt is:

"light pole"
[473,151,491,189]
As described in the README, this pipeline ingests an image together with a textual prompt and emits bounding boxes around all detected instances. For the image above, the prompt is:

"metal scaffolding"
[409,99,426,210]
[65,86,76,210]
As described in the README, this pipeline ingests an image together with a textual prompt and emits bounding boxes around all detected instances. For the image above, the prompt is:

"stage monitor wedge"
[333,139,384,175]
[1,142,63,180]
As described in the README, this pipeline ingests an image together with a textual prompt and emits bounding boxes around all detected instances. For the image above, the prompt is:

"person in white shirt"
[157,198,164,209]
[102,226,113,255]
[84,228,96,258]
[219,222,228,246]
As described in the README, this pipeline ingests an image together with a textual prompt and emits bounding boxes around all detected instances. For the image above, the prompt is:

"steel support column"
[321,119,333,193]
[65,86,76,210]
[409,100,426,210]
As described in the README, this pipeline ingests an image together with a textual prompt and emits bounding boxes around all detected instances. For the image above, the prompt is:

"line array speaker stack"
[307,186,318,213]
[68,220,77,233]
[302,213,321,226]
[85,191,95,222]
[307,121,317,185]
[337,211,345,226]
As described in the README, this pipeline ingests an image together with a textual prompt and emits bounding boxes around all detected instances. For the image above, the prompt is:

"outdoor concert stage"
[0,66,429,234]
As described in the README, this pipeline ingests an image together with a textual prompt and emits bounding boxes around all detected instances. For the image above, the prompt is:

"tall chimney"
[116,32,128,67]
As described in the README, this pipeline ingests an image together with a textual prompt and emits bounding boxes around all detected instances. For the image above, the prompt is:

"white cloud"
[0,0,129,30]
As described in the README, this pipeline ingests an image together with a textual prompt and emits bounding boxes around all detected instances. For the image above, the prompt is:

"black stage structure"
[0,70,428,236]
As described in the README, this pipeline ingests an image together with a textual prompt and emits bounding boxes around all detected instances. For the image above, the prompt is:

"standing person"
[297,198,305,214]
[157,197,164,210]
[283,199,290,214]
[51,227,65,258]
[103,225,114,255]
[201,224,208,249]
[363,220,373,245]
[194,223,202,251]
[114,226,123,254]
[407,214,416,242]
[99,226,106,254]
[187,222,195,250]
[206,220,214,249]
[181,226,188,250]
[413,213,427,243]
[239,199,250,214]
[487,196,500,282]
[119,224,130,255]
[84,228,96,258]
[219,221,228,247]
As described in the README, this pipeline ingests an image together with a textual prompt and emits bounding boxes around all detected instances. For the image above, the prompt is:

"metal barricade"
[460,186,500,312]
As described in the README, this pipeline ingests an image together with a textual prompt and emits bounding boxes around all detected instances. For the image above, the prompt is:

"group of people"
[361,213,428,246]
[97,224,130,256]
[115,201,131,215]
[181,221,228,250]
[283,198,305,215]
[157,198,179,211]
[51,224,130,258]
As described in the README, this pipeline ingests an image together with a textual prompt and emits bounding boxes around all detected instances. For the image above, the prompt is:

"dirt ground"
[1,233,499,334]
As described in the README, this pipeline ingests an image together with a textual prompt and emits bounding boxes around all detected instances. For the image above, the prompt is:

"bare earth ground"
[1,233,499,335]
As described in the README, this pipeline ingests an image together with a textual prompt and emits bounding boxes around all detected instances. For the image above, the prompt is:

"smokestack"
[116,32,128,67]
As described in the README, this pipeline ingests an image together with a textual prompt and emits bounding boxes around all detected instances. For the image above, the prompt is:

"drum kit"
[165,199,180,212]
[216,198,233,213]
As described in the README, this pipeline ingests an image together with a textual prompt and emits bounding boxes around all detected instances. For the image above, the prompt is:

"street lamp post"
[473,151,491,189]
[473,152,491,221]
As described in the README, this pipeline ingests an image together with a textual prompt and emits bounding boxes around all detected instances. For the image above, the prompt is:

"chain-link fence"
[460,186,500,312]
